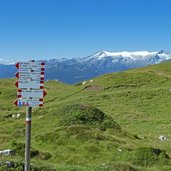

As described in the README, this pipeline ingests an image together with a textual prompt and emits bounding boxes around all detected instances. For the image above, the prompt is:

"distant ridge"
[0,50,171,83]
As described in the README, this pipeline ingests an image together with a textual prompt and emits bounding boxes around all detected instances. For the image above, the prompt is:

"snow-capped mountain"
[79,50,171,64]
[39,50,171,83]
[0,50,171,84]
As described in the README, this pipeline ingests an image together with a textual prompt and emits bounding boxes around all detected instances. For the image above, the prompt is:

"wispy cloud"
[0,59,16,65]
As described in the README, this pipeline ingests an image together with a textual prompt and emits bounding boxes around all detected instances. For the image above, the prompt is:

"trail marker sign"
[14,60,47,171]
[15,72,44,80]
[14,99,43,107]
[17,89,47,98]
[14,60,47,107]
[15,61,45,70]
[15,80,44,89]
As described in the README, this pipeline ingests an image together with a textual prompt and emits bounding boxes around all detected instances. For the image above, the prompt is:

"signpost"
[25,107,32,171]
[14,60,46,171]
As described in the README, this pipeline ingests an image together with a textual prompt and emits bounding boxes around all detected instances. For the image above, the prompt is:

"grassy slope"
[1,61,171,170]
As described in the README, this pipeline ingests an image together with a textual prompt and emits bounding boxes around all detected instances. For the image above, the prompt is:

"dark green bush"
[101,117,121,131]
[133,147,169,166]
[59,104,121,131]
[62,104,105,125]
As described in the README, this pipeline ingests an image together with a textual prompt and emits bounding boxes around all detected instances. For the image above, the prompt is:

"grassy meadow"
[1,61,171,170]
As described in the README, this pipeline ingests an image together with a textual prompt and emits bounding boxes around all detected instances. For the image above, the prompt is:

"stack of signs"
[14,61,47,107]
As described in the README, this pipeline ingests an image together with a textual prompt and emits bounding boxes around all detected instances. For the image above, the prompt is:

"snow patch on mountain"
[92,50,159,60]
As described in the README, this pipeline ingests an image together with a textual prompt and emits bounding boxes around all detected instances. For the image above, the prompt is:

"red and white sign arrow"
[15,62,45,69]
[17,89,47,98]
[15,72,44,81]
[13,99,44,107]
[15,80,44,89]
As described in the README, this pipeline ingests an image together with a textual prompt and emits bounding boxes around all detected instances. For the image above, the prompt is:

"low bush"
[133,147,169,166]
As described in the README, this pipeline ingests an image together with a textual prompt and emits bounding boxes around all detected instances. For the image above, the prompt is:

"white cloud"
[0,59,15,65]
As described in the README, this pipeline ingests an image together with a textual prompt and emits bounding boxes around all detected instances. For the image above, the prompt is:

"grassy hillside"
[1,61,171,170]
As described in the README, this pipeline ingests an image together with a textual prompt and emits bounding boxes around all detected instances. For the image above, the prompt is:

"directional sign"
[15,62,45,69]
[18,68,45,72]
[15,80,44,89]
[14,60,46,108]
[15,72,44,80]
[14,99,43,107]
[17,89,47,98]
[15,62,45,73]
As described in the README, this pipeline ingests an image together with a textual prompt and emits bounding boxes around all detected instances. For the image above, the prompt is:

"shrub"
[59,104,121,131]
[133,147,169,166]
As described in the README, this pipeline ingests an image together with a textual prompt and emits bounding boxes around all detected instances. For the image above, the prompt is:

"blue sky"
[0,0,171,61]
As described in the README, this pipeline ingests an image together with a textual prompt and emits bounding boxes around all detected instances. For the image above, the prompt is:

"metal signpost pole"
[25,107,32,171]
[14,61,46,171]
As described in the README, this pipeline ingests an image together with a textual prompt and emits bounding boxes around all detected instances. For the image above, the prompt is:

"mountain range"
[0,50,171,83]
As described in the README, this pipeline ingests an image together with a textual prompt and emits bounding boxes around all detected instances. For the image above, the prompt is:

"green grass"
[1,61,171,170]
